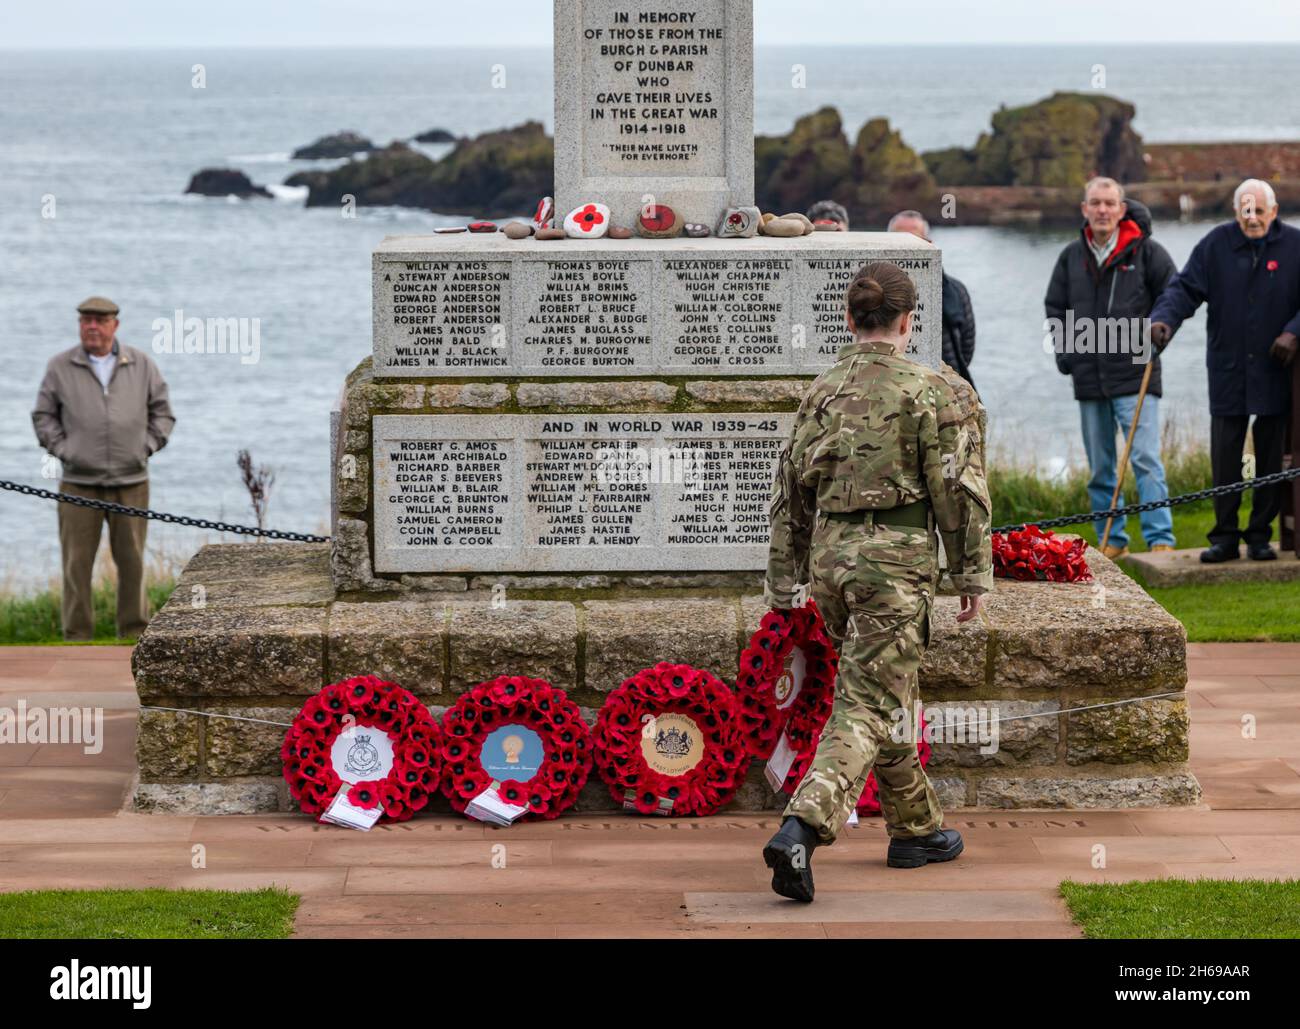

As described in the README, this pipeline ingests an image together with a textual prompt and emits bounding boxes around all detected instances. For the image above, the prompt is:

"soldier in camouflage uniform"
[762,262,993,902]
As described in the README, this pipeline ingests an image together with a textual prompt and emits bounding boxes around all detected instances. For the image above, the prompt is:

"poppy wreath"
[780,679,933,816]
[281,675,443,823]
[439,676,592,821]
[593,662,750,817]
[992,525,1093,582]
[735,602,838,760]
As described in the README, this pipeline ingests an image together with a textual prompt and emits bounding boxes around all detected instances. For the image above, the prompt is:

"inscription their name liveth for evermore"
[372,413,793,573]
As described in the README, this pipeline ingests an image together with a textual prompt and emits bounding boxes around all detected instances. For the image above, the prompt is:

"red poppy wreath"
[742,605,931,816]
[281,676,443,823]
[735,602,839,760]
[439,676,592,822]
[592,663,750,817]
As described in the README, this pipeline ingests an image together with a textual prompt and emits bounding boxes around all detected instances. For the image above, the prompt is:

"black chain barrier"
[992,466,1300,535]
[0,479,329,543]
[4,466,1299,544]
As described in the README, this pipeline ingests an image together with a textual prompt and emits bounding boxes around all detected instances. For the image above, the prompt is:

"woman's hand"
[956,593,982,624]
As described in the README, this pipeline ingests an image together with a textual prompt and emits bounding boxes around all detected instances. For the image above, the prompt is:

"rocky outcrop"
[185,168,272,199]
[285,141,437,207]
[843,117,936,221]
[291,131,375,160]
[754,107,935,226]
[413,127,457,144]
[922,91,1145,188]
[755,107,853,216]
[285,122,554,217]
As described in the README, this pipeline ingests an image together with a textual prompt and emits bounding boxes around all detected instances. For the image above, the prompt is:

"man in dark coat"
[1151,179,1300,562]
[1045,179,1179,558]
[887,211,976,386]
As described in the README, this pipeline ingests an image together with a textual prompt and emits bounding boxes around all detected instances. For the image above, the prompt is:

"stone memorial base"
[130,542,1200,815]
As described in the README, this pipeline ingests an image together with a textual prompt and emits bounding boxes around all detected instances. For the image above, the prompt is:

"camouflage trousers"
[784,513,944,845]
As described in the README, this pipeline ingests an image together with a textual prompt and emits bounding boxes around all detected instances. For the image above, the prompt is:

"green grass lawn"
[0,887,299,939]
[1061,878,1300,939]
[1009,487,1300,642]
[0,579,174,645]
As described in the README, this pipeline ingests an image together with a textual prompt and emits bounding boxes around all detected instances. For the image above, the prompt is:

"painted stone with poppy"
[716,205,760,238]
[636,203,682,239]
[563,202,611,239]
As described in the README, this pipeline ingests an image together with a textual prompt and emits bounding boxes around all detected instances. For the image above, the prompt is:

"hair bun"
[852,276,885,312]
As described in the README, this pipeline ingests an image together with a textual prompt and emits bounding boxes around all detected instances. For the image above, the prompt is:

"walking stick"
[1100,359,1156,552]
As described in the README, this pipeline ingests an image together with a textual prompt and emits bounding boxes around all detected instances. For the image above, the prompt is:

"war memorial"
[129,0,1198,817]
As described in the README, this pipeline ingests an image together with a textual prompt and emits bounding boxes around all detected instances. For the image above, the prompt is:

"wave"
[228,152,292,163]
[267,183,309,202]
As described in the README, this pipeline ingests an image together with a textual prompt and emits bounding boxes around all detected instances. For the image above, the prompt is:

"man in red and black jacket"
[1045,178,1178,559]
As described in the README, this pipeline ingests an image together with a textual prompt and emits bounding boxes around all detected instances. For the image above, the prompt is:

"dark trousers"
[1209,415,1286,547]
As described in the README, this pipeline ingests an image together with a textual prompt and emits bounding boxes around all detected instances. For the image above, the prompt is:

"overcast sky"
[5,0,1300,47]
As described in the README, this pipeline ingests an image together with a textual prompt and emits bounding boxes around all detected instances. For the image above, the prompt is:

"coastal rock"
[285,122,553,218]
[753,107,935,225]
[536,227,567,241]
[717,206,760,237]
[921,91,1145,188]
[185,168,272,199]
[754,107,852,217]
[292,131,375,160]
[503,221,534,239]
[468,221,498,233]
[564,202,611,238]
[684,223,711,237]
[413,127,457,144]
[637,204,682,238]
[842,117,936,220]
[608,225,633,239]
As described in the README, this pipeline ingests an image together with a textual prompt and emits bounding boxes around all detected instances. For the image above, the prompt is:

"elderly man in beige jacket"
[32,297,176,640]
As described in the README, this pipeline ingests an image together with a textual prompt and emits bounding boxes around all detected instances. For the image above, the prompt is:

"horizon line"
[2,40,1297,50]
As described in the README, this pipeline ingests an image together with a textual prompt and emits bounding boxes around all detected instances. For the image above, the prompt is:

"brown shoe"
[1150,544,1175,553]
[1101,544,1130,560]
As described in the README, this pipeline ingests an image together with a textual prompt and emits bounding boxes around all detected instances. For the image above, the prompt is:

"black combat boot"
[887,827,964,868]
[1247,542,1277,561]
[763,816,821,902]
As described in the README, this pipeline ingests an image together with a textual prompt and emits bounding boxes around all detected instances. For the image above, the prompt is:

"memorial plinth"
[131,543,1199,815]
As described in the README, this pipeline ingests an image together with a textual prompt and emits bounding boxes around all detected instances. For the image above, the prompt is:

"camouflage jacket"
[764,339,994,605]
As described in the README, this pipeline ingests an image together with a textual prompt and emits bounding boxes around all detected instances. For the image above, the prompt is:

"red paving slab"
[0,642,1296,938]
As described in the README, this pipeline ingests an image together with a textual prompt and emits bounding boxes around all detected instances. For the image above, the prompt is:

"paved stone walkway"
[0,643,1296,938]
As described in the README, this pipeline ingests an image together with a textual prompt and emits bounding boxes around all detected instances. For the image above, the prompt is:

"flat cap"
[76,296,119,315]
